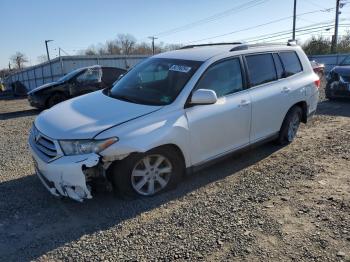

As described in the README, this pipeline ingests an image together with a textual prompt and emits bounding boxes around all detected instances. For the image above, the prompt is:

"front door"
[185,57,251,165]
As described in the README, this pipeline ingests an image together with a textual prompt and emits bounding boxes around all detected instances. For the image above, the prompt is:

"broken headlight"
[59,137,118,156]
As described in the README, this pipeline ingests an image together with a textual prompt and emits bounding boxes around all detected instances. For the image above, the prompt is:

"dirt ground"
[0,84,349,261]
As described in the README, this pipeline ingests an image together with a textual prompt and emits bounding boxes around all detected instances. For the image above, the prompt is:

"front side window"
[108,58,202,105]
[76,67,102,83]
[195,58,243,97]
[246,54,277,87]
[279,51,303,77]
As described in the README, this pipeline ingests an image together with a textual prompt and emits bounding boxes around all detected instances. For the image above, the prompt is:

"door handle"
[282,86,291,93]
[239,99,250,107]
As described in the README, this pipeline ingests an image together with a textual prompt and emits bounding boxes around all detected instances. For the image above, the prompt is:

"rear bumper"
[29,141,100,202]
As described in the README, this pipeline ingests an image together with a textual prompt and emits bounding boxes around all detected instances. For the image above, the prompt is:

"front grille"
[30,125,58,162]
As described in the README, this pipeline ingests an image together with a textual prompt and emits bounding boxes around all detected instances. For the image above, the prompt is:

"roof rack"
[229,41,299,52]
[180,42,243,50]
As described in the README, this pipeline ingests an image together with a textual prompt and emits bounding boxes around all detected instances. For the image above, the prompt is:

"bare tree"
[106,40,121,55]
[117,34,136,55]
[10,52,28,69]
[84,46,98,55]
[133,42,152,55]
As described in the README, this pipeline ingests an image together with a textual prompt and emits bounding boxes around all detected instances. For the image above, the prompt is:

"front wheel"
[110,147,184,198]
[277,106,302,145]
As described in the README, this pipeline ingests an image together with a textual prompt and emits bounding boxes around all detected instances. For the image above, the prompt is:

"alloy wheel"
[131,154,172,196]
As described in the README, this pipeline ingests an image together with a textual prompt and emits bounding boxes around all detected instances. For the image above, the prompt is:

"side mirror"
[190,89,217,105]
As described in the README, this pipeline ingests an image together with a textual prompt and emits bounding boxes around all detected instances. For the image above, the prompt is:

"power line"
[183,7,335,44]
[153,0,269,38]
[249,24,350,43]
[243,19,339,42]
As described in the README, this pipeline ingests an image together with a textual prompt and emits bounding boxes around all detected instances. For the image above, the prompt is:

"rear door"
[185,57,251,165]
[245,53,288,142]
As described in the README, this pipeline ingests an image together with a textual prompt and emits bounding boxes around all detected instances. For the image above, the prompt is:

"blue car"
[326,55,350,99]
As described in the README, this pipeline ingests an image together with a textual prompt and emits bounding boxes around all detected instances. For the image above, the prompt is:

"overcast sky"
[0,0,349,69]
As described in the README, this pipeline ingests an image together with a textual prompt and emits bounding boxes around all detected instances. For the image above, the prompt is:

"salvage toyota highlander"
[28,42,320,201]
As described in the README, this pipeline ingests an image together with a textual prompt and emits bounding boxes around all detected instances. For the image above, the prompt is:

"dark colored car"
[28,65,126,109]
[326,55,350,100]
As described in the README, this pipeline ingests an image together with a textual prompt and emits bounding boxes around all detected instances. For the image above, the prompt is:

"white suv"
[29,42,320,201]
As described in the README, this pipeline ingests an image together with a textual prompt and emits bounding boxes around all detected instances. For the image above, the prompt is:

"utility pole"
[148,36,158,55]
[292,0,297,40]
[8,62,11,70]
[331,0,341,53]
[45,40,54,81]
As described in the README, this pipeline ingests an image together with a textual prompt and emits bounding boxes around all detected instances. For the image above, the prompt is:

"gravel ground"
[0,83,349,261]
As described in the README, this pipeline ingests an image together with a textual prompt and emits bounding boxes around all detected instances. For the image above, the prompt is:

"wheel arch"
[45,90,68,107]
[284,101,307,125]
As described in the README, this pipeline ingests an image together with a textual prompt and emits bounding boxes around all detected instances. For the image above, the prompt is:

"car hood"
[332,66,350,77]
[28,82,60,94]
[35,91,162,139]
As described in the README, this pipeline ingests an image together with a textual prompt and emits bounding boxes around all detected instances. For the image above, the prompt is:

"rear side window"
[273,53,284,79]
[246,54,277,87]
[279,52,303,77]
[195,58,243,97]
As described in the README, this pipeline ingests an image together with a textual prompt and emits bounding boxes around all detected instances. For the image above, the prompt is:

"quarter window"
[246,54,277,87]
[195,58,243,97]
[279,52,303,76]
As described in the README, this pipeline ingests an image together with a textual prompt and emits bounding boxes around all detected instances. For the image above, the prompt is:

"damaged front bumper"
[327,79,350,98]
[29,141,101,202]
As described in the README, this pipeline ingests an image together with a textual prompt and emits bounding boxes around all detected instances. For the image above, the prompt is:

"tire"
[277,106,302,145]
[47,92,67,108]
[109,146,184,198]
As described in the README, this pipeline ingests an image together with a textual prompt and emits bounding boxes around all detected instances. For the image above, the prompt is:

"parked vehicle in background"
[310,60,325,78]
[326,55,350,100]
[27,65,126,109]
[28,42,319,201]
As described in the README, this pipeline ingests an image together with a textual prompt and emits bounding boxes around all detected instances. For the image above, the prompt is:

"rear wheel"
[110,146,184,198]
[277,106,302,145]
[47,92,67,108]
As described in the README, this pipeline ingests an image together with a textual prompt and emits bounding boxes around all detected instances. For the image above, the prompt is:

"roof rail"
[180,42,243,50]
[229,41,299,52]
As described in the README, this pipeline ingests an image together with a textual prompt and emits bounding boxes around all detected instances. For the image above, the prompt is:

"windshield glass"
[106,58,202,105]
[57,68,85,82]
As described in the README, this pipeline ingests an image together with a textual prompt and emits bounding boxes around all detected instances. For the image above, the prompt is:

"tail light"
[314,78,320,89]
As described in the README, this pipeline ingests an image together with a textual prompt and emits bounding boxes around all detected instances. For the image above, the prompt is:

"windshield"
[106,58,202,105]
[57,68,85,82]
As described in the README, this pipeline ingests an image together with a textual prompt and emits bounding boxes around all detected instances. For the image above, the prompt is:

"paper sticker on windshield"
[169,65,191,73]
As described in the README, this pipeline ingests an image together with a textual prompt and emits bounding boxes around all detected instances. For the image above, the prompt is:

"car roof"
[154,43,299,62]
